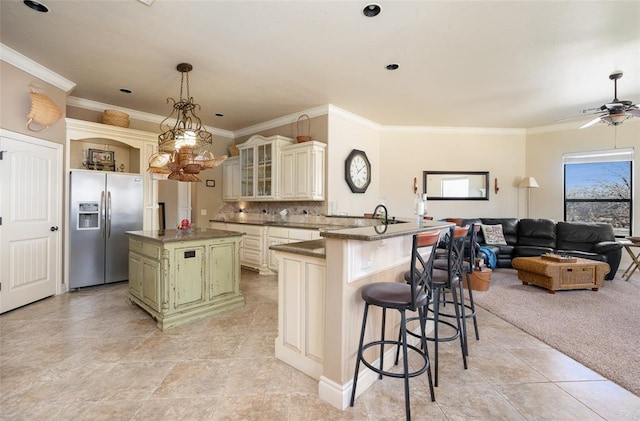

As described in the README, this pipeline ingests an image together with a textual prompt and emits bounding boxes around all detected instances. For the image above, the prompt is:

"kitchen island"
[270,219,453,410]
[127,229,245,330]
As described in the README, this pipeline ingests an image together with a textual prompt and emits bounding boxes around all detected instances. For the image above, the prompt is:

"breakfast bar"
[270,219,453,410]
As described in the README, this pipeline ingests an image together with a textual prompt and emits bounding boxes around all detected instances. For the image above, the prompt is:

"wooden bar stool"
[350,231,439,420]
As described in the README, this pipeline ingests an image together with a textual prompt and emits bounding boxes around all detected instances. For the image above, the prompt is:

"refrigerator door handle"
[100,190,106,239]
[107,191,112,239]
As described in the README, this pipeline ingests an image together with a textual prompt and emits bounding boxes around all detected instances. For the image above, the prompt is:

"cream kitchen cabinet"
[127,230,244,330]
[211,221,321,274]
[224,223,270,275]
[238,135,294,201]
[273,248,326,380]
[222,157,240,201]
[280,141,326,201]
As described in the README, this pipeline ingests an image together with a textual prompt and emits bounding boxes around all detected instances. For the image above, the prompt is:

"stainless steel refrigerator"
[69,170,143,288]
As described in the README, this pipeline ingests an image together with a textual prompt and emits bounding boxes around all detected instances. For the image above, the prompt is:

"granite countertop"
[319,219,453,241]
[269,239,326,258]
[268,220,454,259]
[126,229,244,243]
[210,214,367,230]
[211,214,452,241]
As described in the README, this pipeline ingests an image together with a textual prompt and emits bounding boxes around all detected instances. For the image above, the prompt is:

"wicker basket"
[204,155,228,169]
[180,172,202,182]
[102,109,130,128]
[177,146,194,167]
[228,145,239,156]
[168,171,182,180]
[183,163,202,174]
[296,114,311,143]
[26,91,62,132]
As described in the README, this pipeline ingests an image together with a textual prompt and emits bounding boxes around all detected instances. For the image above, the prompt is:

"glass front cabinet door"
[237,135,294,201]
[256,143,272,197]
[240,147,255,197]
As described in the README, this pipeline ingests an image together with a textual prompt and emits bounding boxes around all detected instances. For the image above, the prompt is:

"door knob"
[50,226,59,231]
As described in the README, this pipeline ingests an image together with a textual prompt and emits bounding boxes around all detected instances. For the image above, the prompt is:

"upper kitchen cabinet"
[280,141,326,201]
[238,135,294,201]
[222,156,240,201]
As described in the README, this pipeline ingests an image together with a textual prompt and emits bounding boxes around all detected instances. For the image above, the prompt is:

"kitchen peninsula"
[270,219,453,410]
[127,229,245,330]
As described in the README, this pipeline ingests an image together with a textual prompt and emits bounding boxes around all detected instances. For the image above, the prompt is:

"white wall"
[379,128,527,220]
[326,107,382,217]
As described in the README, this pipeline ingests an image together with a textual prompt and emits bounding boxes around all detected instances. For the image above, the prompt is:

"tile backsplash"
[218,201,325,216]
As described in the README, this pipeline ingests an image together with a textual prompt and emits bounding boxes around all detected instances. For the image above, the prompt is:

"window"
[564,148,633,237]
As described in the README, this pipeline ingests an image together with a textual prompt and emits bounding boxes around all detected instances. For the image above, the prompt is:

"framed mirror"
[423,171,489,200]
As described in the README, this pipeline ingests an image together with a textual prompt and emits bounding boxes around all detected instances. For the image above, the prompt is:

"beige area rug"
[472,268,640,396]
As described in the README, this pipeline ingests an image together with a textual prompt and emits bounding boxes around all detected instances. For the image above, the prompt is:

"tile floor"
[1,270,639,420]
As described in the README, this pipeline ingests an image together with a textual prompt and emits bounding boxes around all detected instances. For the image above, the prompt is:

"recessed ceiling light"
[215,113,224,117]
[119,88,132,94]
[23,0,49,13]
[386,63,400,71]
[363,4,381,17]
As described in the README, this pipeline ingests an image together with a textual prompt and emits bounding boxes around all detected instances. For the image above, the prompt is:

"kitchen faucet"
[372,204,388,224]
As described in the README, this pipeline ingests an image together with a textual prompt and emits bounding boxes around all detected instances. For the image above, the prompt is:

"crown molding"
[232,105,330,138]
[67,96,235,139]
[0,43,76,93]
[326,105,381,131]
[382,124,526,136]
[66,118,159,143]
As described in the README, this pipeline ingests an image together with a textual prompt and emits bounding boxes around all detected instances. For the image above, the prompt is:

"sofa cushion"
[481,224,507,245]
[480,218,519,245]
[518,218,556,248]
[556,221,615,252]
[556,250,607,262]
[514,245,555,257]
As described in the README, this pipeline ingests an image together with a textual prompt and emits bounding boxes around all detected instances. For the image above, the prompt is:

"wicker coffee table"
[512,256,609,294]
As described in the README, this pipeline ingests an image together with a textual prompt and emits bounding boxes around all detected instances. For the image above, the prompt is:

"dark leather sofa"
[456,218,622,280]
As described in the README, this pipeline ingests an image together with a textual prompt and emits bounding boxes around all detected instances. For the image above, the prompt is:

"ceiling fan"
[579,71,640,129]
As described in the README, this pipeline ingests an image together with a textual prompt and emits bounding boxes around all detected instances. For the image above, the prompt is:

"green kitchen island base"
[127,229,245,330]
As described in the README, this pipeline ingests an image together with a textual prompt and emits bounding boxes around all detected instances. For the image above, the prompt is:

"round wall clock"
[345,149,371,193]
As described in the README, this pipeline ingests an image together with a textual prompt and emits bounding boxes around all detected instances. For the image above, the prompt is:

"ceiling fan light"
[602,114,630,126]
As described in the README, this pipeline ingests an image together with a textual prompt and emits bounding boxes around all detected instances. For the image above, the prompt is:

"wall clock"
[345,149,371,193]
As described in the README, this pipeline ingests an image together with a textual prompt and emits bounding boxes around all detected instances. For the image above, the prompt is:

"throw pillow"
[481,224,507,245]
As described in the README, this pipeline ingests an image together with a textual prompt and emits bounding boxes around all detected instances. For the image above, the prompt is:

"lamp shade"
[519,176,539,188]
[602,113,631,126]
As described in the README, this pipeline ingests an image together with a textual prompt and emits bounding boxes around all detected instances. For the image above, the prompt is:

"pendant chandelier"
[149,63,226,182]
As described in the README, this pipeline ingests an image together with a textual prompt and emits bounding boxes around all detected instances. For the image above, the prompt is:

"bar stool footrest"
[360,340,430,379]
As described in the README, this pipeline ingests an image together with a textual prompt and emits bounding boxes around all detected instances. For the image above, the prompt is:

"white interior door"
[0,130,62,313]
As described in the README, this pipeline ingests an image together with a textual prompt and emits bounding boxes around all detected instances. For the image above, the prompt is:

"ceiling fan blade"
[628,108,640,117]
[580,115,603,129]
[554,111,604,124]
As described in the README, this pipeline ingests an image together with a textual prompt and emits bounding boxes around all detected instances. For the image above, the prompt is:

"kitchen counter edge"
[319,220,453,241]
[126,229,244,243]
[269,239,326,259]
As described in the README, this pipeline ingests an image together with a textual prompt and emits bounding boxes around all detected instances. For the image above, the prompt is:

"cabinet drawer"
[244,234,262,251]
[129,239,143,254]
[142,243,161,260]
[269,227,289,238]
[243,225,263,236]
[243,248,263,266]
[289,229,316,241]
